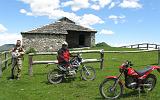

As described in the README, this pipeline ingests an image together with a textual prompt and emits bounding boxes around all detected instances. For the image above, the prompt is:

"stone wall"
[84,32,95,47]
[22,33,66,52]
[90,33,95,47]
[21,32,95,52]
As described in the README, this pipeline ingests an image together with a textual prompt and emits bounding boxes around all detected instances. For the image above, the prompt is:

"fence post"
[147,44,149,50]
[100,49,104,70]
[137,44,140,49]
[156,45,158,49]
[158,48,160,65]
[28,55,33,76]
[0,54,2,77]
[4,52,8,69]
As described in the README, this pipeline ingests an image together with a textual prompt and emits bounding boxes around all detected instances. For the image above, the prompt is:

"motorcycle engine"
[71,59,80,70]
[125,76,138,89]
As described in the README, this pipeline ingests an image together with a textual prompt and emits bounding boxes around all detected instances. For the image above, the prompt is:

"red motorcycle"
[99,61,160,99]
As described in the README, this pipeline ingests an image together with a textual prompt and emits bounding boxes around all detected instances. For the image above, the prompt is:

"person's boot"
[16,77,20,80]
[9,76,14,80]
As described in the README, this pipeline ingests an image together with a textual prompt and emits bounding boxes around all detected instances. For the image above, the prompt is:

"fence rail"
[28,49,160,76]
[0,51,12,77]
[122,43,160,50]
[28,49,104,76]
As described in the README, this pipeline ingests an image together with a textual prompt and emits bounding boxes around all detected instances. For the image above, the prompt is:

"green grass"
[0,47,160,100]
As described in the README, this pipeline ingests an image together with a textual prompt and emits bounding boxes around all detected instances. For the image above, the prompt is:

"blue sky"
[0,0,160,47]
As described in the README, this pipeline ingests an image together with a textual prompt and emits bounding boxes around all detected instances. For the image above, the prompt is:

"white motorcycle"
[47,53,96,84]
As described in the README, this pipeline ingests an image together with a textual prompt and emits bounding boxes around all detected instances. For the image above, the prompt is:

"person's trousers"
[11,58,22,78]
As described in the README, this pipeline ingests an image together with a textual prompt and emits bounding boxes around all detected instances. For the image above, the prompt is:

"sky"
[0,0,160,47]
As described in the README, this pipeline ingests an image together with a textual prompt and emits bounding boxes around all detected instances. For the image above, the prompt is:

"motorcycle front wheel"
[47,69,63,84]
[80,66,96,81]
[99,78,123,99]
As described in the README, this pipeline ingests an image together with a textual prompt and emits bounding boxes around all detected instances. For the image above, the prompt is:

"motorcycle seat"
[135,66,152,76]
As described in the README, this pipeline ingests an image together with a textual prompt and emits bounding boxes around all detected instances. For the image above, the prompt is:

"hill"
[95,42,111,47]
[0,44,15,52]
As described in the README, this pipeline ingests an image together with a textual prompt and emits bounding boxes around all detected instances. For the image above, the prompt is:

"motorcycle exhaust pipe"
[139,84,152,87]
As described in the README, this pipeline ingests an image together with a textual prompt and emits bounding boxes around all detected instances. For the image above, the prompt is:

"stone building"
[21,17,97,51]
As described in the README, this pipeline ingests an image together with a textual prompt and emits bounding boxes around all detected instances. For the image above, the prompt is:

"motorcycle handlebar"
[123,60,133,67]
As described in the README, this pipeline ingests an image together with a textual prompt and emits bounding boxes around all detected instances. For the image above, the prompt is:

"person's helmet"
[62,41,68,46]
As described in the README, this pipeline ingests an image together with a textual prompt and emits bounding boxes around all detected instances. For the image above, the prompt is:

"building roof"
[21,17,97,34]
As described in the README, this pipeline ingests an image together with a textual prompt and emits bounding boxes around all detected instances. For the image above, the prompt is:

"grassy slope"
[0,46,160,100]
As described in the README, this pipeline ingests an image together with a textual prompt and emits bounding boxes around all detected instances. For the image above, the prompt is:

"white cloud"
[119,0,142,8]
[62,0,112,11]
[20,9,33,16]
[0,24,21,46]
[108,15,126,24]
[0,24,7,32]
[20,0,60,16]
[91,0,142,10]
[79,14,104,28]
[99,29,114,35]
[109,2,116,9]
[20,9,27,14]
[20,0,104,27]
[91,0,112,10]
[99,0,112,8]
[0,33,22,46]
[62,0,90,11]
[91,4,100,10]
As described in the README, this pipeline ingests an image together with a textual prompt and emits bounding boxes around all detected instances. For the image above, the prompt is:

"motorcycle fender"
[151,66,160,73]
[105,76,124,87]
[105,76,118,79]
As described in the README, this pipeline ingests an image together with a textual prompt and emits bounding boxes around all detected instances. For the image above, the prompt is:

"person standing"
[10,40,25,80]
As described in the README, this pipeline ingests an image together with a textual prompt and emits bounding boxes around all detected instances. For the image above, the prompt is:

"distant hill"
[95,42,111,47]
[0,44,15,52]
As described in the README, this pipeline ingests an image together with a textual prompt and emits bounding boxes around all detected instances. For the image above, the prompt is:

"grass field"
[0,46,160,100]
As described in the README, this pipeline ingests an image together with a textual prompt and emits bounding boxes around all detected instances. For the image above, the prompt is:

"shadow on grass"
[43,77,80,85]
[121,90,139,98]
[122,90,147,99]
[24,72,47,76]
[94,90,147,100]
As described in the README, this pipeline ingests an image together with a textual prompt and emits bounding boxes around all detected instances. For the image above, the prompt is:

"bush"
[96,42,111,47]
[25,47,36,54]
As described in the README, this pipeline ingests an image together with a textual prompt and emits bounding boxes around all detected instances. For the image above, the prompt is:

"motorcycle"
[99,60,160,99]
[47,53,96,84]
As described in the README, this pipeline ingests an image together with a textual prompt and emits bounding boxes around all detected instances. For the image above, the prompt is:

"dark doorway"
[79,33,85,46]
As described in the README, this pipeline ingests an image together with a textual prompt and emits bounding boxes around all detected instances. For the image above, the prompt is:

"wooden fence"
[122,43,160,50]
[28,49,160,76]
[28,49,104,76]
[1,49,159,77]
[0,51,12,77]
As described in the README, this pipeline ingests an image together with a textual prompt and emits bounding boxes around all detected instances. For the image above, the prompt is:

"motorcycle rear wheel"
[143,74,156,92]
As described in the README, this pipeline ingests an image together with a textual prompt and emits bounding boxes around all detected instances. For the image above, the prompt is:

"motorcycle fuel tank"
[127,67,138,76]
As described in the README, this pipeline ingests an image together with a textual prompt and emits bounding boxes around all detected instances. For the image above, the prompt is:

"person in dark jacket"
[57,41,70,71]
